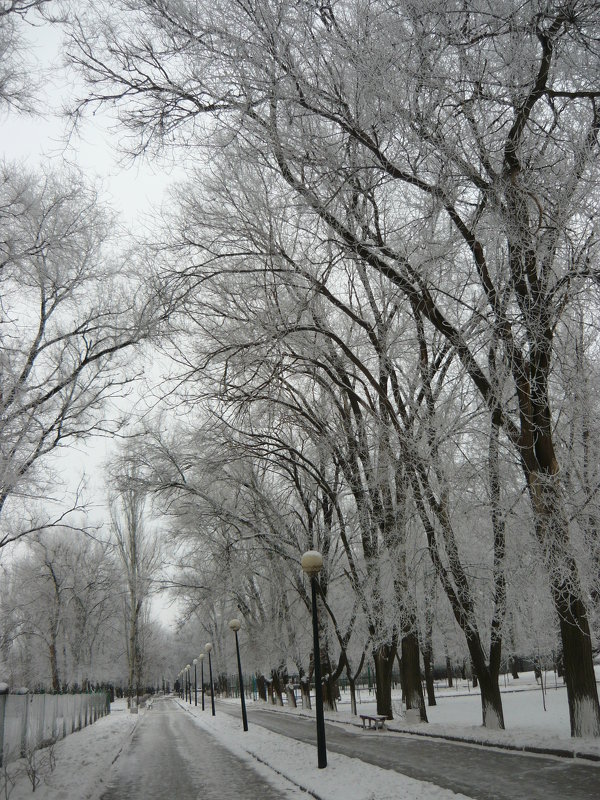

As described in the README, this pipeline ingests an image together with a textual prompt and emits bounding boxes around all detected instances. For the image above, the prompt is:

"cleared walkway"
[100,698,290,800]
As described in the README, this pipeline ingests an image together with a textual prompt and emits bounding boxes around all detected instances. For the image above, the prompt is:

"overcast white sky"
[1,16,174,225]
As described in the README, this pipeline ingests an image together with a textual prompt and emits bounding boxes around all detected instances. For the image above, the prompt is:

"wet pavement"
[99,698,289,800]
[221,703,600,800]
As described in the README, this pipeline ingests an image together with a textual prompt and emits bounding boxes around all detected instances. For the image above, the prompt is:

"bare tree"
[109,469,160,704]
[0,163,157,547]
[0,529,122,690]
[0,0,58,111]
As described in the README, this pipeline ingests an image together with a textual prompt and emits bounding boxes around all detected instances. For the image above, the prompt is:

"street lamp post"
[193,659,198,706]
[198,654,205,710]
[205,643,216,716]
[186,665,192,704]
[229,619,248,732]
[302,549,327,769]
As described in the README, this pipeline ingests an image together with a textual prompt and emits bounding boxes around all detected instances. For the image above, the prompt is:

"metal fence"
[0,689,110,766]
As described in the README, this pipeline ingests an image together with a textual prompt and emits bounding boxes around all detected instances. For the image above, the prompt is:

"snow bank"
[2,699,139,800]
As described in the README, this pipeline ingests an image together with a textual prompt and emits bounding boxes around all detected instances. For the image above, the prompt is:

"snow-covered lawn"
[2,670,599,799]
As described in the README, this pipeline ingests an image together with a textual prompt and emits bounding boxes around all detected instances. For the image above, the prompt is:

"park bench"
[359,714,387,730]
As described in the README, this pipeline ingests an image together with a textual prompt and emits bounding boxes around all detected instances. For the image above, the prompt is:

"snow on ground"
[1,699,139,799]
[2,670,599,799]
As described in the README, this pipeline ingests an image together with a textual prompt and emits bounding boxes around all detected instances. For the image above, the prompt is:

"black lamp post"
[199,654,205,710]
[229,619,248,732]
[302,549,327,769]
[186,664,192,704]
[205,643,216,716]
[193,659,198,706]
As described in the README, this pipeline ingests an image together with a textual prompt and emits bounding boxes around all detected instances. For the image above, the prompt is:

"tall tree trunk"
[49,641,60,693]
[285,683,297,708]
[255,673,267,702]
[528,473,600,737]
[344,650,365,717]
[299,676,311,709]
[127,597,138,708]
[322,673,338,712]
[445,654,453,688]
[348,677,358,716]
[554,572,600,736]
[467,636,504,730]
[422,571,437,706]
[316,602,337,712]
[271,667,285,706]
[422,644,436,707]
[402,632,427,720]
[478,667,503,729]
[373,642,395,719]
[421,597,436,707]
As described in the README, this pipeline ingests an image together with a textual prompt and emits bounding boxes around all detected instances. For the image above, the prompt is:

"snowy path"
[223,703,600,800]
[99,698,292,800]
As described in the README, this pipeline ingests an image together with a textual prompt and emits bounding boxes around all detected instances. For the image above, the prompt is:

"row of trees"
[63,0,600,737]
[1,530,118,692]
[0,2,172,698]
[0,504,165,697]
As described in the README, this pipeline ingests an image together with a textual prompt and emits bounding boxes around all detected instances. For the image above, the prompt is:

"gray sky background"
[1,18,174,224]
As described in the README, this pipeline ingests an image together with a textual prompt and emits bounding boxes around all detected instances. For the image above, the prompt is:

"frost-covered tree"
[67,0,600,736]
[0,529,123,689]
[0,163,157,546]
[0,0,58,111]
[109,470,161,704]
